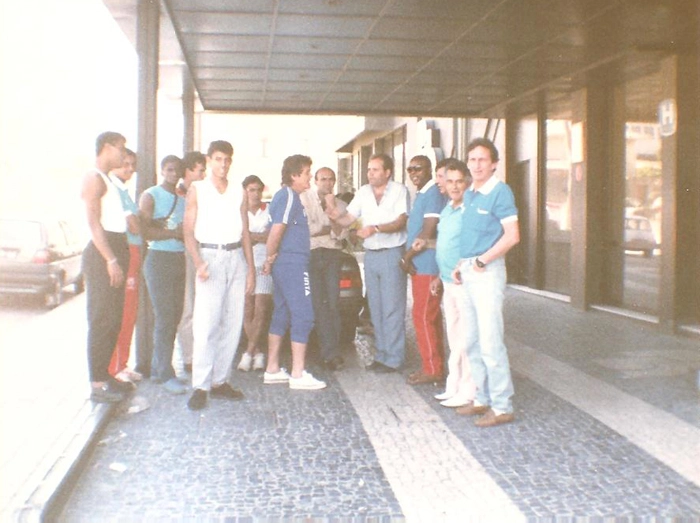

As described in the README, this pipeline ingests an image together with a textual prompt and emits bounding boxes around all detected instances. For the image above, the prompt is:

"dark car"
[0,217,84,308]
[337,250,365,343]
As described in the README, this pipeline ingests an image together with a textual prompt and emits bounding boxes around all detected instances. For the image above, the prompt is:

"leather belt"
[199,241,241,251]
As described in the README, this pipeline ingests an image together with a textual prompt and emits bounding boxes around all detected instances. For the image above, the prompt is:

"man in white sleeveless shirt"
[183,140,255,410]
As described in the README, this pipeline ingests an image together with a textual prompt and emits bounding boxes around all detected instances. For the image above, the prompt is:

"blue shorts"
[269,261,314,343]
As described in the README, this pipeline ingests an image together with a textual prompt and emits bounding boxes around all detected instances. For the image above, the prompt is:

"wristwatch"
[474,257,486,269]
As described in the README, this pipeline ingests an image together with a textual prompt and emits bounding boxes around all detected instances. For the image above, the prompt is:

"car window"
[46,221,67,249]
[0,219,43,252]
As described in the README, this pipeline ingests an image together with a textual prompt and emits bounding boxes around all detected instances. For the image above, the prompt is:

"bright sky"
[0,0,362,225]
[0,0,138,222]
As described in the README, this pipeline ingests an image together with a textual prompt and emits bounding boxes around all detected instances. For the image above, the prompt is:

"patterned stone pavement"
[56,288,700,522]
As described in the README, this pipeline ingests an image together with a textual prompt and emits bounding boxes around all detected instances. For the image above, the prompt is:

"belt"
[199,241,241,251]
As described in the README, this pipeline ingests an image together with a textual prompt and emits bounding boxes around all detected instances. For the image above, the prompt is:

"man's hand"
[196,261,209,281]
[412,238,427,252]
[451,261,463,285]
[107,260,124,288]
[399,254,416,275]
[429,277,442,296]
[355,225,376,239]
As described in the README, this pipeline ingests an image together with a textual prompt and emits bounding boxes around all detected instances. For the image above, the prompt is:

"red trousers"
[412,273,444,376]
[109,244,141,376]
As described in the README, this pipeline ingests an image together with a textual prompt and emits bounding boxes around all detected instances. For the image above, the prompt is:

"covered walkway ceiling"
[104,0,696,117]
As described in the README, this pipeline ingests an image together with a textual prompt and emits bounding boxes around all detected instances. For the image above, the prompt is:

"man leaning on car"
[80,131,133,404]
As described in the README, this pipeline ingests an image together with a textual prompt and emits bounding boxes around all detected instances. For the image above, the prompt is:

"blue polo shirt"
[460,176,518,258]
[269,186,310,265]
[436,202,464,283]
[406,180,447,275]
[113,178,142,247]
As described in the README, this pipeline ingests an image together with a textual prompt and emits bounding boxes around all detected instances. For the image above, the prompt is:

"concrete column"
[182,72,195,154]
[136,0,159,200]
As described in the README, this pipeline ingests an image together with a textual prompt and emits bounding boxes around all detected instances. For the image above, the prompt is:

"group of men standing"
[81,131,520,427]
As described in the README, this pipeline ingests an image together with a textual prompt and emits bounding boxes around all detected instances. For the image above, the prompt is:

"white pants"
[192,248,247,391]
[442,281,476,401]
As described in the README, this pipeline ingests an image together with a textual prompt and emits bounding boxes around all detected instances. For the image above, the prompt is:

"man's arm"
[356,212,407,239]
[401,216,439,274]
[476,219,520,268]
[138,192,182,241]
[261,223,286,275]
[80,172,124,287]
[240,194,256,294]
[183,185,208,281]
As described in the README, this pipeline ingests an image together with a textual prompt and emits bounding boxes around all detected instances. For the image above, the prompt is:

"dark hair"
[95,131,125,155]
[207,140,234,157]
[182,151,206,171]
[466,138,499,162]
[436,157,457,171]
[410,155,432,172]
[281,154,312,186]
[444,159,469,177]
[369,153,393,174]
[242,174,265,189]
[124,148,136,159]
[160,154,183,178]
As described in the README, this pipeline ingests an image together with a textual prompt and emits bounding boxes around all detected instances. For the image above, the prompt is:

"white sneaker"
[434,391,452,401]
[440,395,471,408]
[264,368,290,384]
[237,352,253,372]
[289,371,327,390]
[116,368,142,383]
[253,353,265,371]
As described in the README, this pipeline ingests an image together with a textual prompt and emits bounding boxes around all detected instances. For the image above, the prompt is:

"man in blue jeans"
[451,138,520,428]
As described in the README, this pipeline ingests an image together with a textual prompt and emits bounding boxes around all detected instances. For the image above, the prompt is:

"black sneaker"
[109,375,135,393]
[211,383,245,400]
[90,383,125,403]
[187,389,208,410]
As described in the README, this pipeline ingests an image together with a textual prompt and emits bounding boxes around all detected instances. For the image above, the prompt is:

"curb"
[12,400,115,523]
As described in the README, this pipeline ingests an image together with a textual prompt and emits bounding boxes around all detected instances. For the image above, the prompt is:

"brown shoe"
[454,402,490,416]
[406,371,443,385]
[474,409,515,428]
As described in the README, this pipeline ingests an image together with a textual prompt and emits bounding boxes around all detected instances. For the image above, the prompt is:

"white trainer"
[237,352,253,372]
[440,395,471,408]
[263,368,291,384]
[253,353,265,371]
[434,391,452,401]
[289,371,327,390]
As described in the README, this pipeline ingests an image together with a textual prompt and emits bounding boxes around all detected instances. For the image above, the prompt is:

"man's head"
[314,167,336,197]
[444,159,469,204]
[406,155,432,190]
[466,138,499,188]
[95,131,126,171]
[242,174,265,206]
[182,151,206,188]
[435,157,456,195]
[367,153,393,188]
[282,154,312,193]
[113,148,137,183]
[160,154,183,186]
[207,140,234,179]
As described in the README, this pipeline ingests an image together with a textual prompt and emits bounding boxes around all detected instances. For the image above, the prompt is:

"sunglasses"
[406,165,424,173]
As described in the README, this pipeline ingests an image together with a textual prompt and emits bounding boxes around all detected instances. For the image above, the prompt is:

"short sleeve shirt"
[144,185,185,252]
[346,180,409,250]
[269,186,310,264]
[112,177,142,246]
[460,176,518,258]
[406,180,447,275]
[436,202,464,283]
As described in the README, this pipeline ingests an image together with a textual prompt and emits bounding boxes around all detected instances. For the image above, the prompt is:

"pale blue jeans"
[459,256,514,413]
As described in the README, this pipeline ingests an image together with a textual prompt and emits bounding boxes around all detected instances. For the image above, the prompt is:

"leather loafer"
[455,402,490,416]
[406,371,443,385]
[474,409,515,428]
[367,361,396,373]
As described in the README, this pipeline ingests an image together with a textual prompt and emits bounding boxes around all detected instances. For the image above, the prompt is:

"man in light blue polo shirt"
[451,138,520,428]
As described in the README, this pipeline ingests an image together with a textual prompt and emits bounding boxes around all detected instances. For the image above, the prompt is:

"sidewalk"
[4,287,700,522]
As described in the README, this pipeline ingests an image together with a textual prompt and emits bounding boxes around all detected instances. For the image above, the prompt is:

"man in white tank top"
[183,140,255,410]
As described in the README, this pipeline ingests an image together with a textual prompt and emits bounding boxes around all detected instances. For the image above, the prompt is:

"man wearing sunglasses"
[402,155,448,386]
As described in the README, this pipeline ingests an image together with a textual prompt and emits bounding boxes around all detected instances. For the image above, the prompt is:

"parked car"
[623,215,657,257]
[337,251,365,343]
[0,217,84,308]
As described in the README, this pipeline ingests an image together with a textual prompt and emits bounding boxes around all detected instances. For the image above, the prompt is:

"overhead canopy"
[103,0,697,117]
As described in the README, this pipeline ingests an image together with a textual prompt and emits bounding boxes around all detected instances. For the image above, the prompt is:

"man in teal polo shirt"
[451,138,520,428]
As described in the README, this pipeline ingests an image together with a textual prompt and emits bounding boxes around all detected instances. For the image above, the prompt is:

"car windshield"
[0,219,42,250]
